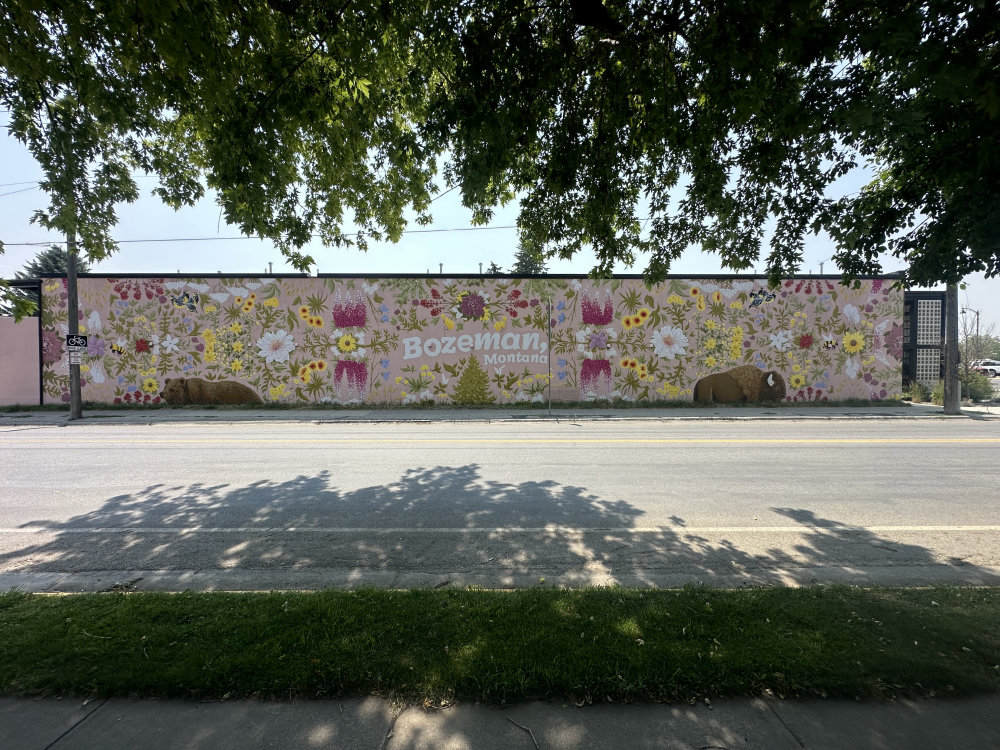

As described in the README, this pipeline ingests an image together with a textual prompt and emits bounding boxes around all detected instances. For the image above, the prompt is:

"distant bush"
[963,369,997,401]
[932,371,997,404]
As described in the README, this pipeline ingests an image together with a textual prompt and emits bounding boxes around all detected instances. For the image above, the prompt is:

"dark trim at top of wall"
[25,272,903,281]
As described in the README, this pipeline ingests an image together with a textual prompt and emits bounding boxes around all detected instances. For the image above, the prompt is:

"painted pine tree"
[452,356,495,405]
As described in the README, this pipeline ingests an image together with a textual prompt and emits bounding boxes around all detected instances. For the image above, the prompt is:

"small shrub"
[905,381,931,402]
[931,379,945,404]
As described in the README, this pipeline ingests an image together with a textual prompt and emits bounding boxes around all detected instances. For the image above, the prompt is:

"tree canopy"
[0,245,92,316]
[511,241,549,275]
[2,0,997,303]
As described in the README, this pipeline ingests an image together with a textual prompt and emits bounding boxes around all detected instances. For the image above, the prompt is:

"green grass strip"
[2,586,998,703]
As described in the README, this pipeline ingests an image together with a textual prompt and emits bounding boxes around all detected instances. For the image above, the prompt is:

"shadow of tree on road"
[2,464,997,589]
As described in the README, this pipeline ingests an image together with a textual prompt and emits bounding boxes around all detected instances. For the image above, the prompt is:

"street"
[2,418,999,591]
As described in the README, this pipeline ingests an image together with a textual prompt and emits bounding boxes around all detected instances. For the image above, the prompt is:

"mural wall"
[38,275,904,406]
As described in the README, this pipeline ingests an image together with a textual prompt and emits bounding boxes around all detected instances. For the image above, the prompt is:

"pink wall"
[0,316,40,406]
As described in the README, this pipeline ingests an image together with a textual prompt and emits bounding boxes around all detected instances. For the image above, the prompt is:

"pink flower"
[581,289,613,325]
[887,323,904,360]
[334,360,368,394]
[41,329,63,364]
[580,358,612,395]
[332,290,367,328]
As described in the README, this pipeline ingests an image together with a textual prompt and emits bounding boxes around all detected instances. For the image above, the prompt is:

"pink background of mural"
[38,275,903,405]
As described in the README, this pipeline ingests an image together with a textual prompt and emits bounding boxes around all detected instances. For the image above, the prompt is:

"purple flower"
[459,293,486,319]
[87,337,106,357]
[588,331,609,350]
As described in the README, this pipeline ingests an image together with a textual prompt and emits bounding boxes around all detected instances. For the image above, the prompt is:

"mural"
[38,275,904,405]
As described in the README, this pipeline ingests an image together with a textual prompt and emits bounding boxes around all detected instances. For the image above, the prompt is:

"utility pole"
[50,99,83,420]
[66,230,82,420]
[943,283,961,414]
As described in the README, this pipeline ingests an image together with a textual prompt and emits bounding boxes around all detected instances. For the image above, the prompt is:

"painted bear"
[693,365,786,404]
[160,377,263,405]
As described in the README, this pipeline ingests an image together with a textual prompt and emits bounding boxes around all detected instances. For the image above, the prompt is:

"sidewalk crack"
[765,699,807,748]
[44,698,108,749]
[379,703,408,750]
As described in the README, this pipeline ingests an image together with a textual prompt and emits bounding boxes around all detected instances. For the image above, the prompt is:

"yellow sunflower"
[790,373,807,389]
[842,331,865,353]
[337,333,358,353]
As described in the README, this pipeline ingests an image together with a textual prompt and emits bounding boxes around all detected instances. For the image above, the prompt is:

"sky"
[2,126,998,335]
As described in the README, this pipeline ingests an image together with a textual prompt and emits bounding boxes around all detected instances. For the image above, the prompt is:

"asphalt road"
[2,418,998,591]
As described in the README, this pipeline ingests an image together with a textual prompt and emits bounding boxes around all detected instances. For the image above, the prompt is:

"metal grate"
[917,299,942,345]
[916,348,941,386]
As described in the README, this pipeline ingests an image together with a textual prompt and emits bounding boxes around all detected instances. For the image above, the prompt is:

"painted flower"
[160,334,180,354]
[651,325,688,360]
[41,329,63,364]
[843,304,862,325]
[458,292,487,320]
[84,336,105,358]
[135,338,150,354]
[576,326,616,358]
[256,330,297,363]
[789,373,806,389]
[797,333,814,349]
[588,330,609,350]
[144,377,159,393]
[580,358,612,396]
[581,289,613,325]
[332,289,367,327]
[843,331,865,353]
[769,330,792,351]
[336,332,359,353]
[845,357,860,379]
[886,323,904,360]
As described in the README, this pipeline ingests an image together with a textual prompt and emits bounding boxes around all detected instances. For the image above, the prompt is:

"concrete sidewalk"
[4,693,999,749]
[1,401,998,426]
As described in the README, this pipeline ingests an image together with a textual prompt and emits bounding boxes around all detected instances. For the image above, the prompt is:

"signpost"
[66,333,86,374]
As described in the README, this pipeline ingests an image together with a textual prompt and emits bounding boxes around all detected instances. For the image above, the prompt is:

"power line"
[2,224,520,248]
[0,180,39,188]
[0,185,39,197]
